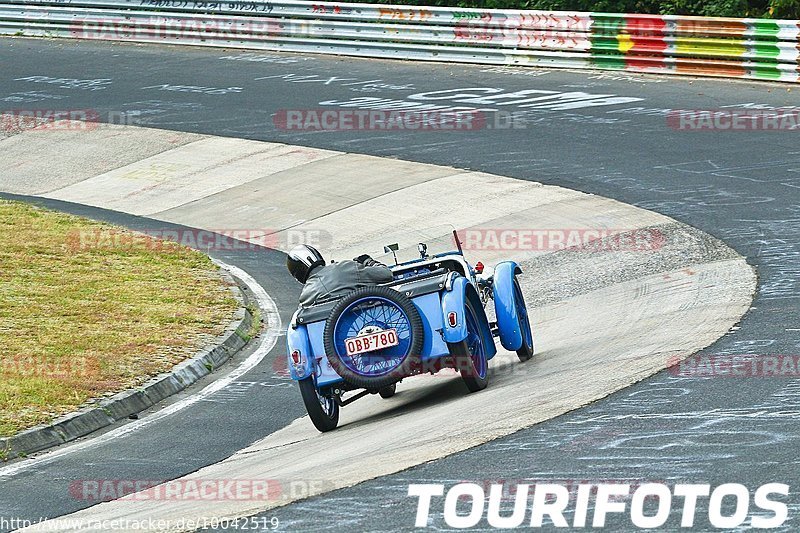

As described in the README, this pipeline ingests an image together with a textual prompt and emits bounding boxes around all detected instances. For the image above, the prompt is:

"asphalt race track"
[1,37,800,531]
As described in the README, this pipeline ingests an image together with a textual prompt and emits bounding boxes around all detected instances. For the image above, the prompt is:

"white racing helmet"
[286,244,325,284]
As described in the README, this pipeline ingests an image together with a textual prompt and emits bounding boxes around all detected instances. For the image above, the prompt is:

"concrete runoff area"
[46,138,340,216]
[154,154,460,231]
[0,122,202,195]
[0,124,754,531]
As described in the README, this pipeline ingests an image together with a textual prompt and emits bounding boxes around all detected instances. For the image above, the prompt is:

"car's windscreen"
[359,224,462,266]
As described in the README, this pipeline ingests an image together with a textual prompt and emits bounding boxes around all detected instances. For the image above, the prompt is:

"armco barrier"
[1,0,798,82]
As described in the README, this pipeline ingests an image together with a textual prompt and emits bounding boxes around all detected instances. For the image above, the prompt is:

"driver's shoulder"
[330,259,359,273]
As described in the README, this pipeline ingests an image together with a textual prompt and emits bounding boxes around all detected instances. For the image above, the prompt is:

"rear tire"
[298,377,339,432]
[448,299,488,393]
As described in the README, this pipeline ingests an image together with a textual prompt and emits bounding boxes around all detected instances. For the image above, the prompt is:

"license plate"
[345,329,399,356]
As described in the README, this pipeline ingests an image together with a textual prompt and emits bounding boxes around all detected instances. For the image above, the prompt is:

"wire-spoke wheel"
[324,286,424,390]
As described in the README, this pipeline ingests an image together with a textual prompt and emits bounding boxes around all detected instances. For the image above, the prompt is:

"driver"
[286,244,393,307]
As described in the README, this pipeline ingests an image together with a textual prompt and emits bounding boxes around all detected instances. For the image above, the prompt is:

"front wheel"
[298,377,339,432]
[448,299,488,393]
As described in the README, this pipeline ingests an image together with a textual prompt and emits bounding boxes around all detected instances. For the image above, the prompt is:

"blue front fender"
[286,324,314,381]
[493,261,524,351]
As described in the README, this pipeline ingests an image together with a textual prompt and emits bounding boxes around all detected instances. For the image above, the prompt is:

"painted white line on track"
[0,261,281,479]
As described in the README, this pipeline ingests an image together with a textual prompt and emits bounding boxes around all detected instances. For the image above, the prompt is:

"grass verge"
[0,200,239,438]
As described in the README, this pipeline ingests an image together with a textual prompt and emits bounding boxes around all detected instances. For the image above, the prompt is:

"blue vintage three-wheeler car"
[286,227,534,432]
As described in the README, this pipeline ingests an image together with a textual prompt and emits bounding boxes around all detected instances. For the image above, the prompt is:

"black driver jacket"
[299,260,393,307]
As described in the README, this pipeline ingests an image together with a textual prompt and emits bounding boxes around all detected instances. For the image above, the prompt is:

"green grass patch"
[0,200,238,438]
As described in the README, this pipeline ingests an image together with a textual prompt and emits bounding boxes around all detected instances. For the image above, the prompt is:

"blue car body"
[287,252,527,390]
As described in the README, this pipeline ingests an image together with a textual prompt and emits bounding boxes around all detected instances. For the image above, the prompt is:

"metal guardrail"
[1,0,798,82]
